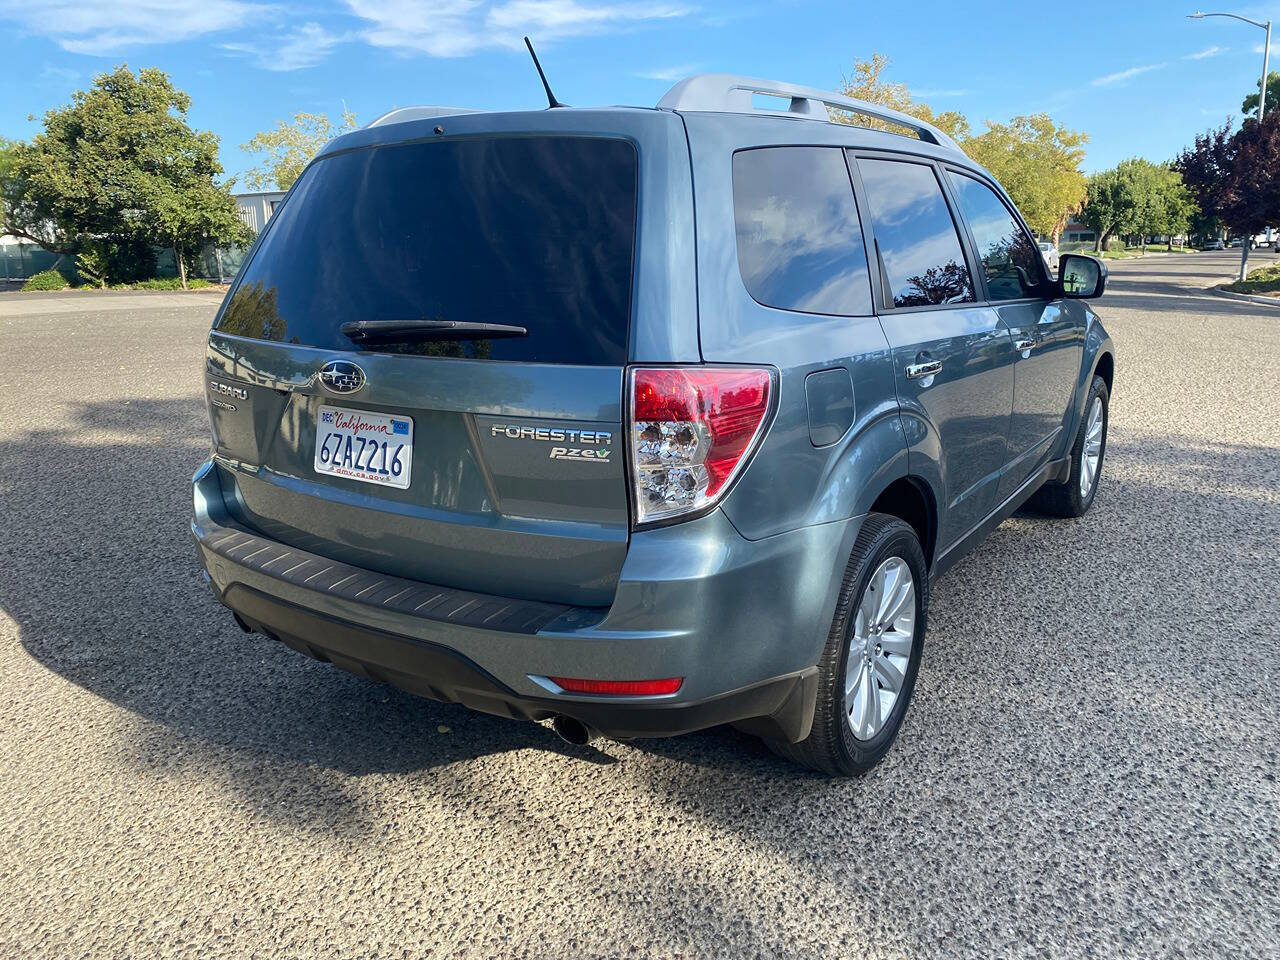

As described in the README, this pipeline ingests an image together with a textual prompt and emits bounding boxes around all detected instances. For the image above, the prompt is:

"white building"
[234,191,288,235]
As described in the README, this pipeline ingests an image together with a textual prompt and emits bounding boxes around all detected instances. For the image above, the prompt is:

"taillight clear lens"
[629,366,773,525]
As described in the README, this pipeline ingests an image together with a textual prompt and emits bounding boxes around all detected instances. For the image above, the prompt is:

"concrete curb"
[1209,285,1280,307]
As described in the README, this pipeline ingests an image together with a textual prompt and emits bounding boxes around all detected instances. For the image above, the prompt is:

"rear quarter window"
[855,156,975,309]
[217,136,638,365]
[731,146,873,316]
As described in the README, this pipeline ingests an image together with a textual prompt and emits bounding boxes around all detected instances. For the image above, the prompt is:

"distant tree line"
[841,53,1280,282]
[839,54,1089,246]
[1080,159,1195,254]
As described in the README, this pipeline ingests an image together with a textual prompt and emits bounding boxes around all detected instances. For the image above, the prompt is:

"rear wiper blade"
[340,320,528,342]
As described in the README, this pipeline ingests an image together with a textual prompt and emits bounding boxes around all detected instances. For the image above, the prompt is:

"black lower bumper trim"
[222,584,818,743]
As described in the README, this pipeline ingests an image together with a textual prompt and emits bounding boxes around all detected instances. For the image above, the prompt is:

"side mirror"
[1058,254,1107,299]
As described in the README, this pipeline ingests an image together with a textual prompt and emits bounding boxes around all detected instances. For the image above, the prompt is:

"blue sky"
[2,0,1277,184]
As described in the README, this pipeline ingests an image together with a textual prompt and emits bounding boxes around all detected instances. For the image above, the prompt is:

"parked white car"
[1205,239,1226,250]
[1038,241,1059,274]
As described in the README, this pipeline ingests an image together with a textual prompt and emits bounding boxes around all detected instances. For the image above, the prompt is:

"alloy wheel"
[1081,396,1104,498]
[845,556,916,741]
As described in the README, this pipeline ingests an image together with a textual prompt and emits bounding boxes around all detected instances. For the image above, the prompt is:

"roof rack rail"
[366,106,485,129]
[656,74,963,152]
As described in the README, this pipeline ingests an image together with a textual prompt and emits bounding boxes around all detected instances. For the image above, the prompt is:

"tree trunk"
[174,243,188,290]
[1094,229,1107,254]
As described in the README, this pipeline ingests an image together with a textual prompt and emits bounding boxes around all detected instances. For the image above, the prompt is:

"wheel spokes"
[880,576,915,631]
[872,654,905,693]
[845,555,917,742]
[861,666,880,736]
[877,631,913,657]
[1080,398,1104,496]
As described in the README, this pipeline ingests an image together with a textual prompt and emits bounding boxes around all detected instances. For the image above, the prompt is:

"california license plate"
[314,405,414,490]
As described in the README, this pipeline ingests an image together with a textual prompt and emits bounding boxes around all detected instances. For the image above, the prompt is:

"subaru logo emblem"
[318,360,366,395]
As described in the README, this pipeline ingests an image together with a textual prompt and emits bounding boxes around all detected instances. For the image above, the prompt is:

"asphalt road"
[1,251,1278,959]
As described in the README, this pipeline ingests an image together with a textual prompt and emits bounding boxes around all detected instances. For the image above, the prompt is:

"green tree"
[3,65,249,284]
[1242,71,1280,117]
[241,109,358,191]
[1081,160,1155,252]
[0,137,20,244]
[963,115,1089,243]
[149,172,249,288]
[837,54,970,140]
[837,56,1088,245]
[1144,166,1197,251]
[0,137,18,205]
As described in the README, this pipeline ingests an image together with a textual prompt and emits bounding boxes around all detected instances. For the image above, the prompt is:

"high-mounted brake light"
[628,366,773,525]
[550,676,684,696]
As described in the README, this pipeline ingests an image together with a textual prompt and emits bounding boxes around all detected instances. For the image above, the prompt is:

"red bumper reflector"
[550,676,683,696]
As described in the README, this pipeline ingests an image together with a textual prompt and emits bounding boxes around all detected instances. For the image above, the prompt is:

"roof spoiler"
[366,106,485,129]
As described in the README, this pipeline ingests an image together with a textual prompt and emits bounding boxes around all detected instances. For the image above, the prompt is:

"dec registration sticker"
[314,405,413,490]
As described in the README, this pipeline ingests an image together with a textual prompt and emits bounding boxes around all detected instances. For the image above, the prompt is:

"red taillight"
[629,366,773,524]
[550,676,684,696]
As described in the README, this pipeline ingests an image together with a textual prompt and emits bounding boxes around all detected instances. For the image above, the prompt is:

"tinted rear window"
[217,136,638,364]
[732,147,872,316]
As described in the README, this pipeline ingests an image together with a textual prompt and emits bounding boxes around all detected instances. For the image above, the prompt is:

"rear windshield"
[217,136,638,365]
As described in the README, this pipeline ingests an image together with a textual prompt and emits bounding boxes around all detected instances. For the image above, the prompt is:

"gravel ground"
[1,252,1278,959]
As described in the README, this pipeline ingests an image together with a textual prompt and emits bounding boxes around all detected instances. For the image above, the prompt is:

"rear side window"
[855,157,975,309]
[217,136,637,365]
[946,171,1049,301]
[732,147,872,316]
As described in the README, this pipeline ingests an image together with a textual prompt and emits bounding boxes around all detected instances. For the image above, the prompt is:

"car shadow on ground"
[4,396,1277,834]
[0,397,618,808]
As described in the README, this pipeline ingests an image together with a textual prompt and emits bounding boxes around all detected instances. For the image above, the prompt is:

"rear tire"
[1027,374,1109,518]
[768,513,928,776]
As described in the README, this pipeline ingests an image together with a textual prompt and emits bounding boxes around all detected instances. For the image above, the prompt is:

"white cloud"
[1252,42,1280,55]
[344,0,692,57]
[0,0,266,53]
[636,63,701,82]
[39,64,81,84]
[1185,45,1226,59]
[344,0,487,57]
[1090,63,1165,87]
[488,0,690,37]
[223,22,347,71]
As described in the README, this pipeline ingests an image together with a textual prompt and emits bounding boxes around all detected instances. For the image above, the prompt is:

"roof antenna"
[524,36,567,108]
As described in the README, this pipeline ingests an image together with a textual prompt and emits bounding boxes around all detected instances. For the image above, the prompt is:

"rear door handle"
[1014,338,1036,352]
[905,360,943,380]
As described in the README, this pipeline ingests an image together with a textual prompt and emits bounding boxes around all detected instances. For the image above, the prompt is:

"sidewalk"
[0,288,225,318]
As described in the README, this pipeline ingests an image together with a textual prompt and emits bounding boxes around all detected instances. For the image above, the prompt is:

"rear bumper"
[193,459,856,741]
[224,583,817,740]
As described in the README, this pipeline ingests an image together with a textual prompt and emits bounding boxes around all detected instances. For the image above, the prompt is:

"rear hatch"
[206,126,643,606]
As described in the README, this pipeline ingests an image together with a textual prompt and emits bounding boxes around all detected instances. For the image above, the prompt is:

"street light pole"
[1261,18,1271,120]
[1188,11,1274,279]
[1188,11,1273,119]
